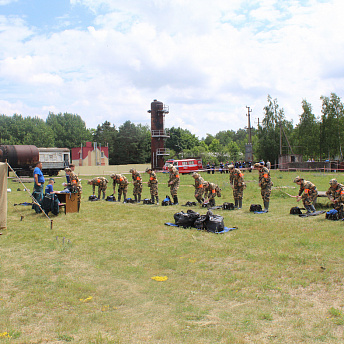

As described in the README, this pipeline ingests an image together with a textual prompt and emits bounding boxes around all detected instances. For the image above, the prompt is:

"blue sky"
[1,0,344,138]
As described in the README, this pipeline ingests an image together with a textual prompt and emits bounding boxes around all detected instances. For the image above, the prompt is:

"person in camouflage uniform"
[110,173,129,202]
[146,167,159,205]
[87,177,108,199]
[254,162,273,212]
[326,179,344,216]
[65,167,82,193]
[167,164,180,205]
[129,168,143,203]
[294,176,317,213]
[229,164,246,209]
[192,172,205,204]
[203,180,221,207]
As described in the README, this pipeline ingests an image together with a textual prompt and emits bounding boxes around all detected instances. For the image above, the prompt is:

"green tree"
[46,112,92,149]
[165,127,199,153]
[293,99,320,160]
[0,114,54,146]
[257,95,293,164]
[203,133,215,146]
[113,121,150,164]
[320,93,344,160]
[22,116,55,147]
[0,115,16,144]
[208,138,221,153]
[199,140,209,151]
[227,141,241,161]
[215,130,234,146]
[92,121,118,165]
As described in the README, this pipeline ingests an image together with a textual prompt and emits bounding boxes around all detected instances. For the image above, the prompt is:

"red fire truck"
[162,159,203,174]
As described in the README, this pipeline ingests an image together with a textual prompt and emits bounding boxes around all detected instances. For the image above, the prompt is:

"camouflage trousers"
[215,186,221,197]
[302,189,318,206]
[261,185,271,202]
[170,183,179,197]
[149,183,158,197]
[194,188,204,202]
[118,185,128,197]
[133,183,143,196]
[97,186,107,198]
[233,186,244,200]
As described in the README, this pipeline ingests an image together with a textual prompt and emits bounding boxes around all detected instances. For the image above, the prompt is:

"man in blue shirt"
[33,161,45,213]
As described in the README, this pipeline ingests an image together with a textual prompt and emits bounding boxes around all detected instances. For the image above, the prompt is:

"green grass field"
[1,170,344,343]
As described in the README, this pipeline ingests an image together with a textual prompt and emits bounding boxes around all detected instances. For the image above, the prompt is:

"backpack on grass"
[106,195,116,202]
[326,209,339,221]
[162,196,172,206]
[89,195,99,201]
[222,202,235,210]
[174,209,200,228]
[290,206,302,215]
[194,210,224,233]
[250,204,262,212]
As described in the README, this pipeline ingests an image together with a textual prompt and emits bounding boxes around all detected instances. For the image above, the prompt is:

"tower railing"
[156,148,170,156]
[151,129,170,138]
[157,105,169,114]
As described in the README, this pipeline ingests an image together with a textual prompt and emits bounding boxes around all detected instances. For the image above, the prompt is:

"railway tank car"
[0,145,39,175]
[0,145,70,176]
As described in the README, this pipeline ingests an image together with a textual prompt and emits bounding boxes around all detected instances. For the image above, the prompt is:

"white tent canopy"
[0,162,7,229]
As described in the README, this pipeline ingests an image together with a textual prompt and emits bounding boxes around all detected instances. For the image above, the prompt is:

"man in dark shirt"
[33,161,45,213]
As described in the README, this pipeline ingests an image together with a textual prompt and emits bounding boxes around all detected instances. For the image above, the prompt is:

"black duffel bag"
[194,210,224,233]
[89,195,99,201]
[194,215,207,230]
[204,210,224,233]
[222,202,235,210]
[290,206,302,215]
[174,209,200,228]
[250,204,262,212]
[106,195,116,202]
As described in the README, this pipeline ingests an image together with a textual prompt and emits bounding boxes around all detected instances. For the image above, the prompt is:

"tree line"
[1,92,343,165]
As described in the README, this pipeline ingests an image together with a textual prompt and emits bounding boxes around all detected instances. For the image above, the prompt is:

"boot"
[151,195,155,204]
[238,199,242,209]
[138,194,141,203]
[118,194,121,202]
[197,198,202,204]
[235,199,238,208]
[309,204,316,212]
[123,193,127,202]
[134,195,138,203]
[173,196,179,205]
[263,201,269,212]
[156,196,159,205]
[305,205,312,213]
[102,191,106,200]
[209,199,215,207]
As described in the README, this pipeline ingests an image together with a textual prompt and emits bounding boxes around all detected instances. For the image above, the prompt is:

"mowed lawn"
[1,170,344,343]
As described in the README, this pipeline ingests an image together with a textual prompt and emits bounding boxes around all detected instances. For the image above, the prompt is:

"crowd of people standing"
[31,160,344,218]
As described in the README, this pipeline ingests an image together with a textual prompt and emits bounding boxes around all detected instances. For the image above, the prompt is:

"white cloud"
[0,0,343,137]
[0,0,18,5]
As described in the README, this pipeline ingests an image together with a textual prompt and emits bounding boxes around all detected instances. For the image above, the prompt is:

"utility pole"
[246,106,252,144]
[245,106,253,162]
